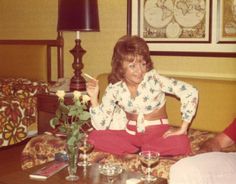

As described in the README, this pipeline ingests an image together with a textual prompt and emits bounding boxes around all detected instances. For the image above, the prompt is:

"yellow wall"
[0,0,127,79]
[0,45,48,81]
[1,0,235,80]
[166,78,236,132]
[0,0,236,131]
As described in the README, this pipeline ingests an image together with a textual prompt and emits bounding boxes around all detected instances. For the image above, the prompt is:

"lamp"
[57,0,100,91]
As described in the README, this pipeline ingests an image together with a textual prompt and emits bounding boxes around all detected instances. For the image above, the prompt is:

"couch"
[0,78,49,148]
[21,73,236,179]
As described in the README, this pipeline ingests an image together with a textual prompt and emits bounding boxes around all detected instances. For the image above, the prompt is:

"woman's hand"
[86,78,99,107]
[163,121,189,138]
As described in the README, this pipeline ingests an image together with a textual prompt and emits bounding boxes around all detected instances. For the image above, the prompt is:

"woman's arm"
[86,80,119,130]
[86,78,99,107]
[156,73,199,137]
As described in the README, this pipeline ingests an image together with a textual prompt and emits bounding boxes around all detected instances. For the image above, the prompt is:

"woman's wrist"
[180,121,190,133]
[90,97,99,107]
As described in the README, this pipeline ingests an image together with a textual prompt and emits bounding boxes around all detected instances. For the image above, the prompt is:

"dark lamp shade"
[57,0,100,32]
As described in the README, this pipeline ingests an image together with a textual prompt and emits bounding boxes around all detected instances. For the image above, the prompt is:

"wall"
[0,0,127,79]
[166,78,236,132]
[0,0,235,130]
[0,45,47,81]
[0,0,235,80]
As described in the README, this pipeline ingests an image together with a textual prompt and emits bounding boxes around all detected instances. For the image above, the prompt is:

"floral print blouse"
[90,69,198,131]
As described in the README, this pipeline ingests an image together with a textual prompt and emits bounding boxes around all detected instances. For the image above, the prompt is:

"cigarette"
[83,73,96,80]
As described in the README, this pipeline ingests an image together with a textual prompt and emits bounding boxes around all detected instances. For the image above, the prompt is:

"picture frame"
[218,0,236,43]
[135,0,212,43]
[127,0,236,57]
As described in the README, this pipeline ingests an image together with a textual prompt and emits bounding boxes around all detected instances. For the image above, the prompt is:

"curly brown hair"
[108,35,153,84]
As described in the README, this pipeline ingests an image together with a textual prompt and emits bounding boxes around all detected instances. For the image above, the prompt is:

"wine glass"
[139,151,160,182]
[77,135,94,167]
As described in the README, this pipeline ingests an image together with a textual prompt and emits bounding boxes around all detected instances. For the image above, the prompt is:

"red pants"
[88,124,191,156]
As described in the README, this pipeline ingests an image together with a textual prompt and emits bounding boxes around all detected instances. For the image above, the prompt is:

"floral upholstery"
[21,128,236,179]
[0,78,15,96]
[0,78,49,147]
[21,134,65,169]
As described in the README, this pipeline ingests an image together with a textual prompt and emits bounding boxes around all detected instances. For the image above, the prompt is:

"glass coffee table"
[0,162,167,184]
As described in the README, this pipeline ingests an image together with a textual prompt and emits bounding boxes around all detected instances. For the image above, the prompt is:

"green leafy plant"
[50,90,91,146]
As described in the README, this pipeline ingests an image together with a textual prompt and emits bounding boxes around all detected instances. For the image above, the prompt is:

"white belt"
[145,119,169,126]
[128,119,169,126]
[126,119,169,135]
[125,128,136,135]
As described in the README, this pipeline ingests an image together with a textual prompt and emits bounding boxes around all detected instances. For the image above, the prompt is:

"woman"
[86,35,198,156]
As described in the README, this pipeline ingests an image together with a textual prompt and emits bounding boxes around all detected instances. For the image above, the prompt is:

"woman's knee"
[174,135,191,154]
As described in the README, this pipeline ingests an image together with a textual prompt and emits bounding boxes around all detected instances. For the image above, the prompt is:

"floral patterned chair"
[0,78,49,148]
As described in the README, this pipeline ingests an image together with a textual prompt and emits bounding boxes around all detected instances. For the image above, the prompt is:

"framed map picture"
[129,0,212,43]
[218,0,236,43]
[127,0,236,56]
